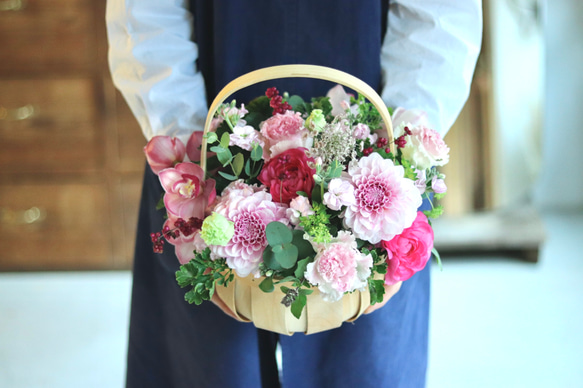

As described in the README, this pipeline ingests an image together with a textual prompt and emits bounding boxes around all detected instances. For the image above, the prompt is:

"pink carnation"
[343,153,422,244]
[382,212,434,285]
[210,184,288,277]
[305,232,372,302]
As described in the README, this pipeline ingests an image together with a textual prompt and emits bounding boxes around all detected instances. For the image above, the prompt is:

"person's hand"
[210,292,245,321]
[363,281,402,314]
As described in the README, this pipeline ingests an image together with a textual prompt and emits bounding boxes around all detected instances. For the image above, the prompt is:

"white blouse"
[106,0,482,144]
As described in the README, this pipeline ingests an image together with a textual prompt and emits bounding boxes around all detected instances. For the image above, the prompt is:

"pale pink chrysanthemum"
[210,185,288,277]
[343,153,422,244]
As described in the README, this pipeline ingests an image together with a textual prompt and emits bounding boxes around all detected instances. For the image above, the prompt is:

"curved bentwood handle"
[200,64,394,173]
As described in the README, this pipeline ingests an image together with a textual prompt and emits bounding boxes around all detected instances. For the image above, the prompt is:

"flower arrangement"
[146,84,449,319]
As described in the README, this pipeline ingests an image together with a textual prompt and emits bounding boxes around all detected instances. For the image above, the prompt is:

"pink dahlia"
[305,231,372,302]
[159,162,216,219]
[343,153,422,244]
[210,184,288,277]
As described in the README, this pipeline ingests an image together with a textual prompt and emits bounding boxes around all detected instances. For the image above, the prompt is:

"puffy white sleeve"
[106,0,208,143]
[381,0,483,136]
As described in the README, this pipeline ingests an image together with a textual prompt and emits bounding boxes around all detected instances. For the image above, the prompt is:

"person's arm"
[381,0,483,137]
[106,0,208,144]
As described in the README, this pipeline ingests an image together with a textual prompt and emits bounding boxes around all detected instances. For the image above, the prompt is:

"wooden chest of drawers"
[0,0,145,270]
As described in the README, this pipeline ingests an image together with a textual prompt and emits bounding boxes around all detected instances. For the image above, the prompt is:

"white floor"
[0,211,581,388]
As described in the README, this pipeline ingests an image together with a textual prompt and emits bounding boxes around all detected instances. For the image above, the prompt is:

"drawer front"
[0,78,103,173]
[0,0,97,74]
[0,181,112,270]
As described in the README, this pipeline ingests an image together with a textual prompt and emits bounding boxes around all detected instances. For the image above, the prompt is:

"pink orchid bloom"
[144,136,186,175]
[186,131,204,163]
[159,162,216,219]
[326,85,357,116]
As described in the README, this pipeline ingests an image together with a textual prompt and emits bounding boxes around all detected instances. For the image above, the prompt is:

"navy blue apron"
[126,1,430,387]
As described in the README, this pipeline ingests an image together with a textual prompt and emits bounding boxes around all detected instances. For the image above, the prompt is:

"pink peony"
[382,212,434,285]
[144,136,186,175]
[258,148,316,205]
[159,162,216,219]
[305,231,372,302]
[343,153,422,244]
[260,111,310,158]
[210,183,288,277]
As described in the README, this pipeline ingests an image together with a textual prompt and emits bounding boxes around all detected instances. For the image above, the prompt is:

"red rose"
[258,148,315,204]
[381,211,434,285]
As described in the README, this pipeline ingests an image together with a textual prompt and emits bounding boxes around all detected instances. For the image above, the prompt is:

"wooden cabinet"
[0,0,145,270]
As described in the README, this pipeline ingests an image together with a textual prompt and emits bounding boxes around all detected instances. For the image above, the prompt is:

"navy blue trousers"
[126,165,430,388]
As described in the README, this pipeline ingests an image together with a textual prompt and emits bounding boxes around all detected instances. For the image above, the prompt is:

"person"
[106,1,482,387]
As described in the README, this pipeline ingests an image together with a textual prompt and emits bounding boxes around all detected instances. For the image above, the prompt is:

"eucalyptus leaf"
[220,132,230,148]
[286,95,305,110]
[204,132,218,144]
[274,243,298,269]
[232,153,244,176]
[218,171,238,181]
[263,246,282,270]
[265,222,293,246]
[251,144,263,161]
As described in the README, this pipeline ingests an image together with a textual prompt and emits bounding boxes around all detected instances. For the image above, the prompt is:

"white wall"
[533,0,583,209]
[489,0,545,208]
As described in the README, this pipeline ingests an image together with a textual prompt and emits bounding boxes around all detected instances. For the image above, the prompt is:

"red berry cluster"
[395,126,412,149]
[265,87,292,115]
[150,217,203,254]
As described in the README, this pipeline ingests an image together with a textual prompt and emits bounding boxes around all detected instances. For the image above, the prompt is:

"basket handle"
[200,64,394,173]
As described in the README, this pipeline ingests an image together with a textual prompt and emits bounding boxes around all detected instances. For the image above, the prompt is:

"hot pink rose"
[258,148,316,205]
[159,162,216,219]
[381,211,434,285]
[144,136,186,175]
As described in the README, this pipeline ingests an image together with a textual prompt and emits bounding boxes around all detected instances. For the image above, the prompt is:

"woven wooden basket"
[201,65,395,336]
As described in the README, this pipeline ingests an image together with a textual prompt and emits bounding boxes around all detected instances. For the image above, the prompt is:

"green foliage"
[244,96,272,127]
[299,202,332,243]
[368,278,386,305]
[432,247,443,271]
[423,204,444,219]
[176,248,234,305]
[350,94,382,130]
[310,96,333,117]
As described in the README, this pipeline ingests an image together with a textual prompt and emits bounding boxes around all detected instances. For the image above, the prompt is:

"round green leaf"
[265,222,293,246]
[274,243,298,269]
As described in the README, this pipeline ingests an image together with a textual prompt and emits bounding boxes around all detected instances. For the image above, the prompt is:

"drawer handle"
[0,104,36,121]
[0,0,25,11]
[0,206,46,225]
